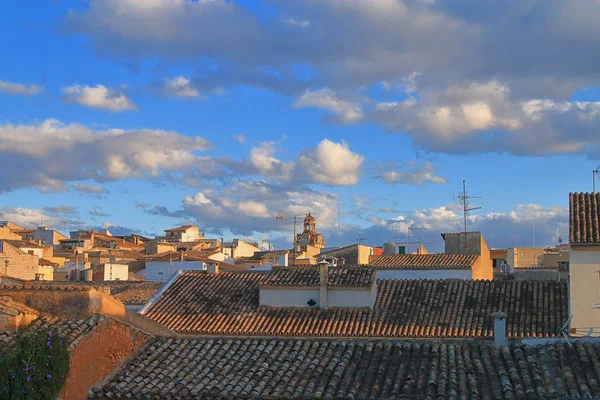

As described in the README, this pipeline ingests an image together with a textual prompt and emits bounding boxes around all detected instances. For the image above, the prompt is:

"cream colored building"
[569,192,600,336]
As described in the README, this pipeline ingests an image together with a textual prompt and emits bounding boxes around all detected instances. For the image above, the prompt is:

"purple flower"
[46,374,52,379]
[26,377,31,382]
[23,367,29,372]
[47,355,51,359]
[10,375,14,380]
[48,332,52,337]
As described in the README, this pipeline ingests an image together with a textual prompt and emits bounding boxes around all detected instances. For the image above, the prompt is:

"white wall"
[21,247,44,259]
[375,269,472,280]
[145,260,207,282]
[180,227,199,242]
[102,263,129,281]
[260,288,320,308]
[570,248,600,336]
[328,289,374,308]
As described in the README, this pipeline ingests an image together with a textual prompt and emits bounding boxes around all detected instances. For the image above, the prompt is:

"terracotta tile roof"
[26,281,164,305]
[2,239,44,249]
[0,281,163,305]
[0,315,104,354]
[144,272,567,338]
[39,258,59,266]
[164,225,195,232]
[91,338,600,399]
[242,250,289,261]
[369,254,478,269]
[0,296,38,317]
[570,192,600,244]
[140,249,219,262]
[260,266,376,288]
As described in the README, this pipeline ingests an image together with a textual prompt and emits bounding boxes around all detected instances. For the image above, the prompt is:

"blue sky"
[1,0,599,251]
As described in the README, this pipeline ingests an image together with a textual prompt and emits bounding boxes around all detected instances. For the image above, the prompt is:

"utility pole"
[594,165,600,193]
[2,260,8,284]
[454,180,481,249]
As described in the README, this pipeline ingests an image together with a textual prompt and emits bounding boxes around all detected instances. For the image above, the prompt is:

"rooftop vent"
[306,298,317,308]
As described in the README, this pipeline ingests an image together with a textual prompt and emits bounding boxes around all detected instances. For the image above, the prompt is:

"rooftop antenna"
[407,224,426,254]
[594,164,600,193]
[453,180,481,248]
[40,213,43,227]
[357,237,368,245]
[337,202,341,237]
[276,212,312,266]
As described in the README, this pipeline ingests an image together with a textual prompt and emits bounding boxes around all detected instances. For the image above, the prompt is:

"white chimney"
[491,311,507,346]
[319,260,328,309]
[279,253,288,267]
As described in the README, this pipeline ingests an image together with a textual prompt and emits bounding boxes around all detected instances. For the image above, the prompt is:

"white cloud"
[296,139,364,185]
[372,80,600,156]
[377,161,447,185]
[173,179,340,236]
[71,183,109,193]
[0,207,75,229]
[282,17,310,28]
[233,134,247,143]
[61,84,137,112]
[249,142,294,180]
[63,0,600,158]
[238,201,269,217]
[293,89,364,124]
[0,81,43,95]
[0,119,213,193]
[162,76,200,97]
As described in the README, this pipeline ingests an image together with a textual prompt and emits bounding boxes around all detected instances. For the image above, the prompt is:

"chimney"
[207,262,219,274]
[491,311,507,346]
[319,260,328,309]
[279,252,288,267]
[179,250,184,262]
[37,239,43,246]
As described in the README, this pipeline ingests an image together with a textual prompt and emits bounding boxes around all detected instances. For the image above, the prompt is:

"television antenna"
[453,180,482,248]
[275,212,313,266]
[593,164,600,193]
[407,224,426,255]
[356,237,368,245]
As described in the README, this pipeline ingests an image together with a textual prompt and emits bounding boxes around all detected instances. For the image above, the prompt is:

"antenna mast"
[593,165,600,193]
[454,180,481,248]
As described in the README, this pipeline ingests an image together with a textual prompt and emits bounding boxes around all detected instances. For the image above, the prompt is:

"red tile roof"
[260,266,376,288]
[90,338,600,399]
[39,258,59,267]
[369,254,478,269]
[570,192,600,244]
[1,315,104,354]
[1,281,164,305]
[143,271,567,338]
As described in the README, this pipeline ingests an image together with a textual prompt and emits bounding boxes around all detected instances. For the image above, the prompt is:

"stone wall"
[59,317,151,400]
[0,241,38,280]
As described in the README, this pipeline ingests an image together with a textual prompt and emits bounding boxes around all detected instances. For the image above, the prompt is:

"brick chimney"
[207,262,219,274]
[319,260,328,309]
[179,250,184,262]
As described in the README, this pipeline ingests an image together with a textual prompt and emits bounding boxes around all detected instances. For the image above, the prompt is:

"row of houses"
[0,191,600,399]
